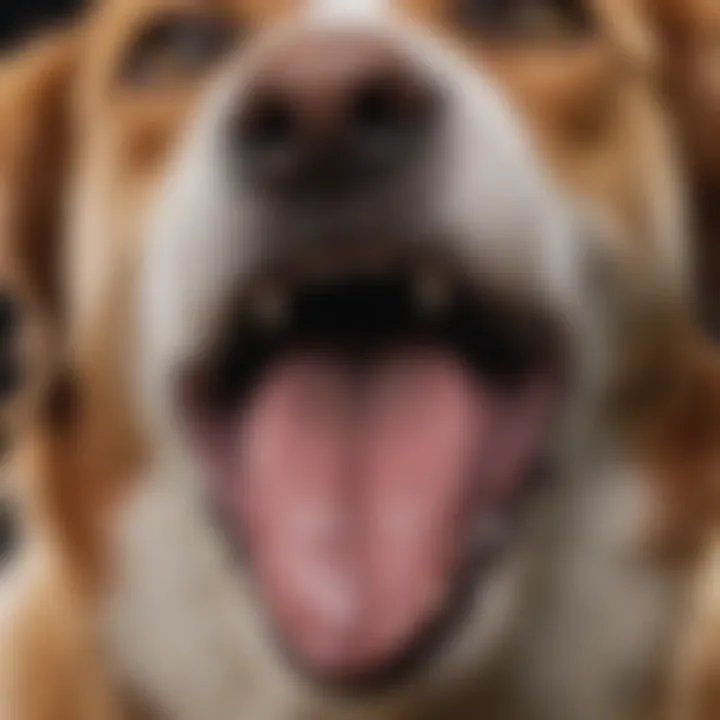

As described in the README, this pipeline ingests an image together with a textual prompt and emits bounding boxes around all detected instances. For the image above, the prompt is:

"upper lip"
[183,244,566,415]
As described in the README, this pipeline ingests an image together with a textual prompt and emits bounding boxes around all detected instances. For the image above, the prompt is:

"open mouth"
[182,247,565,689]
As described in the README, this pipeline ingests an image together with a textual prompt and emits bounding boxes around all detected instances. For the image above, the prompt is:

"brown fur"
[650,0,720,320]
[0,31,80,514]
[664,532,720,720]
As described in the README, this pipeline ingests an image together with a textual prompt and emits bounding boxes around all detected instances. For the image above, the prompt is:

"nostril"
[244,94,297,151]
[349,74,439,170]
[238,94,302,186]
[352,80,403,137]
[234,33,442,196]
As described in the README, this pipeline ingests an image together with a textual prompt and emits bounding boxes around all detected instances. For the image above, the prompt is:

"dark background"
[0,0,84,50]
[0,1,84,563]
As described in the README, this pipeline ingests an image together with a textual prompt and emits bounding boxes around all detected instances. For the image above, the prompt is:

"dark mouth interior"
[202,270,559,412]
[184,259,564,691]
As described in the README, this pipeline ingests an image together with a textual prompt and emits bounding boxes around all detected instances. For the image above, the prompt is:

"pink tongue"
[210,351,548,677]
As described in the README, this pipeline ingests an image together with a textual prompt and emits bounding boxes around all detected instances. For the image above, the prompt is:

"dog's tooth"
[252,283,288,329]
[414,269,452,314]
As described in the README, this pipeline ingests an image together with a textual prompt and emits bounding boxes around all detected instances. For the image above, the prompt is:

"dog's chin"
[175,243,567,692]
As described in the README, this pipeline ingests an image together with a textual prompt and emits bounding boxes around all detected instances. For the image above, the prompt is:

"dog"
[0,1,717,719]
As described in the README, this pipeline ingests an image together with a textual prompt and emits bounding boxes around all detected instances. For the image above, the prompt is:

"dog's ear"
[650,0,720,191]
[0,31,80,565]
[0,31,80,447]
[0,31,79,319]
[649,0,720,317]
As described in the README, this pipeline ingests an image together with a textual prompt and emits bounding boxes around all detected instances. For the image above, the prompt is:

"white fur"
[106,439,679,720]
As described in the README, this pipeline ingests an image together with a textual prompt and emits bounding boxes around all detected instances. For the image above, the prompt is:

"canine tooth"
[252,284,288,329]
[414,270,452,314]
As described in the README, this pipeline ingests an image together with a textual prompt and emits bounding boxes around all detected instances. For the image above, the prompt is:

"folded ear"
[0,31,80,566]
[649,0,720,318]
[651,0,720,190]
[0,31,79,316]
[0,31,79,451]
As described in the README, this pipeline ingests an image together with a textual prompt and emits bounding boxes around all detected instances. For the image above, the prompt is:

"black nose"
[234,31,440,197]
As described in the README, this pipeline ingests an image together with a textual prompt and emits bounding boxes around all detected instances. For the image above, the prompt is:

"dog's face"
[0,0,696,712]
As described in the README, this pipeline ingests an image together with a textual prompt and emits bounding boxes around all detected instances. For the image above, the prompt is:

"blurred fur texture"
[651,0,720,326]
[0,1,717,719]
